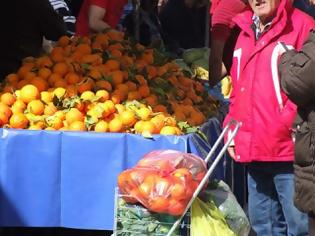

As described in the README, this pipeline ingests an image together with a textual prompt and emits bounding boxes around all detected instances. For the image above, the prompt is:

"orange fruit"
[55,111,66,121]
[66,108,84,124]
[53,87,66,99]
[109,70,124,86]
[153,104,168,113]
[77,79,94,94]
[95,90,109,102]
[95,80,112,91]
[141,121,157,134]
[38,67,52,80]
[137,107,152,121]
[9,113,29,129]
[134,120,145,134]
[160,126,181,135]
[115,104,126,114]
[125,81,137,92]
[108,117,123,132]
[44,103,58,116]
[110,92,122,105]
[6,73,19,84]
[170,182,186,200]
[138,85,150,98]
[46,116,63,130]
[104,100,116,114]
[76,43,92,55]
[54,79,68,89]
[164,117,177,127]
[94,120,109,132]
[69,121,86,131]
[149,197,169,213]
[11,100,26,114]
[20,85,40,103]
[120,110,137,127]
[172,168,193,182]
[1,92,16,106]
[28,125,43,130]
[65,72,81,85]
[144,95,158,106]
[0,102,12,117]
[24,72,37,81]
[53,62,69,76]
[58,35,71,47]
[66,85,78,97]
[150,114,166,133]
[127,91,141,101]
[80,91,95,101]
[167,199,186,216]
[27,100,45,115]
[48,73,62,86]
[30,77,49,92]
[40,91,53,104]
[36,56,54,68]
[105,59,120,71]
[50,47,65,62]
[0,112,9,126]
[138,181,153,198]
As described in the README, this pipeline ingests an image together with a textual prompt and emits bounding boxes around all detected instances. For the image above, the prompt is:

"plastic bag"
[118,150,207,216]
[201,180,250,236]
[191,197,235,236]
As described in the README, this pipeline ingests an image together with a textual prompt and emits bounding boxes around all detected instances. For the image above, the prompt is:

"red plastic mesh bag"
[118,150,207,216]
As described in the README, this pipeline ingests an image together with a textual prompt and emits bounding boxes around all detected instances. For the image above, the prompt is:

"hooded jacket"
[224,0,315,163]
[279,30,315,214]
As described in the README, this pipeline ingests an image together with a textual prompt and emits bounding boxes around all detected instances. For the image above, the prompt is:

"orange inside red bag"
[117,150,207,216]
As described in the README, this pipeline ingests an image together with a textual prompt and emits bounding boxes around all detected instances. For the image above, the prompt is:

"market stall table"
[0,118,224,230]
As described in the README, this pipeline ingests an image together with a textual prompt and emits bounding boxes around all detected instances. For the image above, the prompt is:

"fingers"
[227,146,236,160]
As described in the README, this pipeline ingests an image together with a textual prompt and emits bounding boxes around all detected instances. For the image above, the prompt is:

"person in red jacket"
[224,0,315,234]
[76,0,128,36]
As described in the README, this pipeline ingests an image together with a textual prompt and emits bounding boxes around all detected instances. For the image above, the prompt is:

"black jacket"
[279,29,315,214]
[0,0,67,80]
[159,0,206,49]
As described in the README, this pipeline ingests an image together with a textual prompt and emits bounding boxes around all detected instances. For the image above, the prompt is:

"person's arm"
[209,0,246,87]
[88,5,111,33]
[279,31,315,107]
[209,39,227,87]
[36,0,67,41]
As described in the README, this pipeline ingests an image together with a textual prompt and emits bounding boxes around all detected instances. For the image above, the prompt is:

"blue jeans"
[248,162,308,236]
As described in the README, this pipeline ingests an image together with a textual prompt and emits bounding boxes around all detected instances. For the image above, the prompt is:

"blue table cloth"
[0,118,224,230]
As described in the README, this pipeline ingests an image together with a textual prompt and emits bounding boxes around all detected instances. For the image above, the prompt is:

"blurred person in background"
[76,0,128,36]
[157,0,168,13]
[223,0,315,234]
[0,0,66,80]
[208,0,247,87]
[294,0,315,18]
[123,0,164,47]
[49,0,76,36]
[159,0,208,54]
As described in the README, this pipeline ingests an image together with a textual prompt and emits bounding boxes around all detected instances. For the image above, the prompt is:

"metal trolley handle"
[166,119,241,236]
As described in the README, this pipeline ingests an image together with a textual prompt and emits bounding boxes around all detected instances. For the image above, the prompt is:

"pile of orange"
[0,31,217,134]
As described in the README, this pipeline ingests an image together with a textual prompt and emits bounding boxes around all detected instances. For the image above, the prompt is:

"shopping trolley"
[113,119,241,236]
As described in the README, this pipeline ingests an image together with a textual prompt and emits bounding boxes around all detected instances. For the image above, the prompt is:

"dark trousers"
[310,214,315,236]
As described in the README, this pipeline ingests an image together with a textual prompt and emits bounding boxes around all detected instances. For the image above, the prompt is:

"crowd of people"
[1,0,315,235]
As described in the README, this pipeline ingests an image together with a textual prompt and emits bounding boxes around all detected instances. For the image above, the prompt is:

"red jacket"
[76,0,127,36]
[224,0,315,163]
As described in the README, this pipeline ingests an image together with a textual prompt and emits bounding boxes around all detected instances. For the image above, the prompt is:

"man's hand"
[310,0,315,5]
[227,146,236,159]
